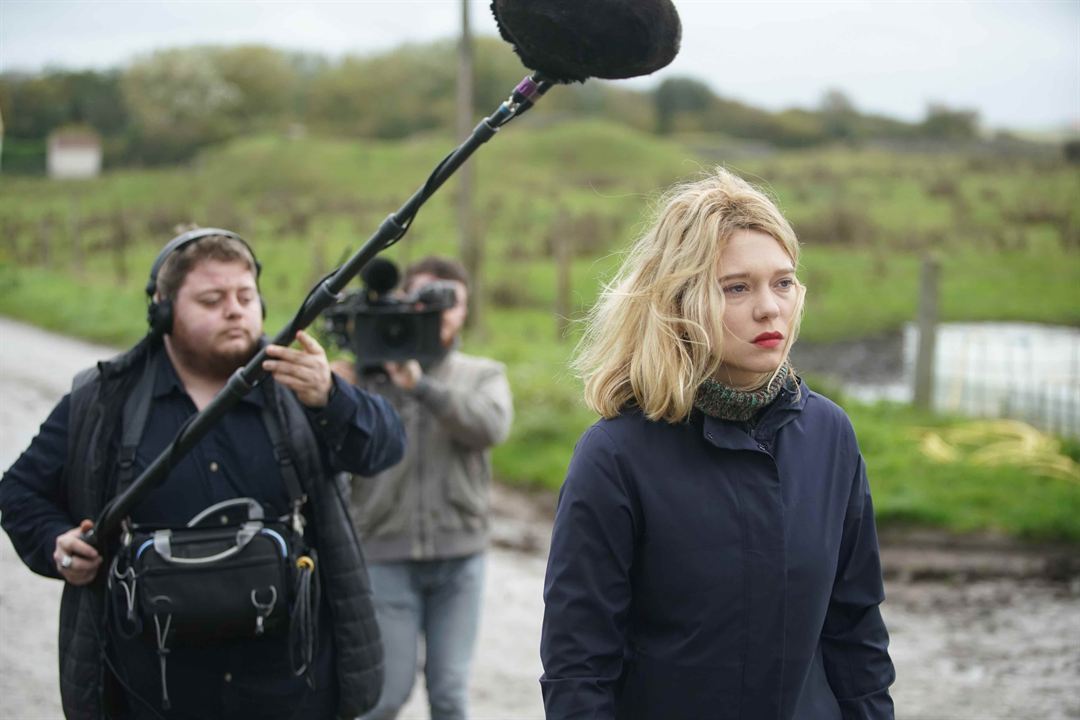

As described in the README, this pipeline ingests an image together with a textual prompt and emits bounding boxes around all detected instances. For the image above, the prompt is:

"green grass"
[0,265,147,345]
[846,401,1080,542]
[1,123,1078,542]
[798,246,1080,342]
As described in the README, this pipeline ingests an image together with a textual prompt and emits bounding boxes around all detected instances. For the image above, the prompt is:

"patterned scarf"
[694,362,792,422]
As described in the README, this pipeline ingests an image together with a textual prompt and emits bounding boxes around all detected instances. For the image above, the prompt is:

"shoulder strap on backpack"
[259,385,308,529]
[115,357,157,495]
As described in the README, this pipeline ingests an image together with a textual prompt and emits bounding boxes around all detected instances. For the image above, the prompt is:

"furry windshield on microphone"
[491,0,681,83]
[361,257,400,296]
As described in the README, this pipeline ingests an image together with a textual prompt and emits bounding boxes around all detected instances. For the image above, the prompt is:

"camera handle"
[83,74,554,550]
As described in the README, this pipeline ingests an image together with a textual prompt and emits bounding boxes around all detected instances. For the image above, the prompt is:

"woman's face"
[714,229,799,387]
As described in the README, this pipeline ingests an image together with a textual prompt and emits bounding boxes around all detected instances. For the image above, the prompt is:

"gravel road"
[1,317,1077,719]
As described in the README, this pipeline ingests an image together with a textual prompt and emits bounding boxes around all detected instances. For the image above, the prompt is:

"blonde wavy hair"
[574,167,804,422]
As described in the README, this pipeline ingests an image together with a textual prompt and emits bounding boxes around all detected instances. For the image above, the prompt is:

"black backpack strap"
[116,356,157,495]
[258,384,323,685]
[259,386,308,519]
[104,354,158,691]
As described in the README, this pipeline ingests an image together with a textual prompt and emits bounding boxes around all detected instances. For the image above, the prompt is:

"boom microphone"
[490,0,682,83]
[88,0,672,554]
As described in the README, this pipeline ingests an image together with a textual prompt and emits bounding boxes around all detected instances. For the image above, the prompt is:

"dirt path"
[1,317,1077,719]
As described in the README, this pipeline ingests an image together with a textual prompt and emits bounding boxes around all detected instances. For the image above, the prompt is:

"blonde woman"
[539,169,895,719]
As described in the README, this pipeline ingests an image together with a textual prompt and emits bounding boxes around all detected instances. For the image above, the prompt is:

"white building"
[47,128,102,179]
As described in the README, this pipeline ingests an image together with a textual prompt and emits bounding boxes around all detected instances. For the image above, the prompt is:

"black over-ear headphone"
[146,227,265,337]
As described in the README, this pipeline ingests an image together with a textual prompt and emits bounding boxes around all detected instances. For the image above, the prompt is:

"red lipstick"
[753,331,784,348]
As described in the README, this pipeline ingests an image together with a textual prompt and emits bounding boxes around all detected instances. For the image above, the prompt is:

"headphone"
[146,227,265,337]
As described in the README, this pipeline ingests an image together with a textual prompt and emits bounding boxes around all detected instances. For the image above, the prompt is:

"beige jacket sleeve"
[413,358,513,450]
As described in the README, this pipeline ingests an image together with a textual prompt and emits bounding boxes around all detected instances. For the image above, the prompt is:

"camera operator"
[333,256,513,720]
[0,229,405,720]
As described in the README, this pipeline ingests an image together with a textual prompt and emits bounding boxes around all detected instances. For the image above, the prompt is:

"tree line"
[0,38,982,173]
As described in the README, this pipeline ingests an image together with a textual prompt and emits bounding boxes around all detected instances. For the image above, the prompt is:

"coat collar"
[697,377,808,451]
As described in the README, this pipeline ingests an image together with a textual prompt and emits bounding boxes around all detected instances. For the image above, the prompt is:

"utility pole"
[457,0,481,329]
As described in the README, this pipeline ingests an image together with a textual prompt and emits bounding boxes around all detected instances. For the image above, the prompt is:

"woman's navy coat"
[540,381,895,719]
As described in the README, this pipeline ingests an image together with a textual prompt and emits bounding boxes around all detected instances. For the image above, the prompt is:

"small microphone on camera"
[361,258,401,298]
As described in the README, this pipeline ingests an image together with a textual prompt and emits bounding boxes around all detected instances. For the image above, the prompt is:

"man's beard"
[168,330,259,380]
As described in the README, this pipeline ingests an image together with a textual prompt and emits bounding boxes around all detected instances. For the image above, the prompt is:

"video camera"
[322,258,457,367]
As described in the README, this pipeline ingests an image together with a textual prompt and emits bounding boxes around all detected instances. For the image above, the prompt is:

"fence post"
[310,231,326,291]
[68,200,84,278]
[554,210,572,341]
[111,209,129,283]
[37,215,54,267]
[913,254,940,410]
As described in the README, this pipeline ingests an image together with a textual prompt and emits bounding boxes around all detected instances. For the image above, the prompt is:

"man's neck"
[163,340,229,411]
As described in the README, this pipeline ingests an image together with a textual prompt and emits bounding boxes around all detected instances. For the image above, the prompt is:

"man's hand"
[330,359,358,385]
[264,330,334,408]
[385,360,423,391]
[54,519,102,586]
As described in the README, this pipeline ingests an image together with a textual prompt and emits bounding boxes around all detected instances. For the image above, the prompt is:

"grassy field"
[1,121,1078,541]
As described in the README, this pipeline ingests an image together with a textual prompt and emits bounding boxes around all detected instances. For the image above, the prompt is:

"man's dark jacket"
[54,337,394,719]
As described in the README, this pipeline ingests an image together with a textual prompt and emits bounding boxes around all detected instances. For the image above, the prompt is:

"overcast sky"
[2,0,1077,131]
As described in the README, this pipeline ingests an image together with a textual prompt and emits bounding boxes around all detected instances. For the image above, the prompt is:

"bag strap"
[259,385,308,522]
[116,356,157,495]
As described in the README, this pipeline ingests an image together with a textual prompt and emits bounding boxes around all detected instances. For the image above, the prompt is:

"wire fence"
[904,322,1080,439]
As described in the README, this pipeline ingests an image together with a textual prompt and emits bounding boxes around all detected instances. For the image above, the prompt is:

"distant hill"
[2,37,1045,174]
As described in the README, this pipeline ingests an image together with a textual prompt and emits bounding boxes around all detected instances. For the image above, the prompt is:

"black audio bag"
[105,359,321,710]
[115,500,300,644]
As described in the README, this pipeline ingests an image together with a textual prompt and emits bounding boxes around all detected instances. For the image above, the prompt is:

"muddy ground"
[1,318,1077,720]
[790,330,907,385]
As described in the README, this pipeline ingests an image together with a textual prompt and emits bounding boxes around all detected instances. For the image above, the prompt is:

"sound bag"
[112,499,302,644]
